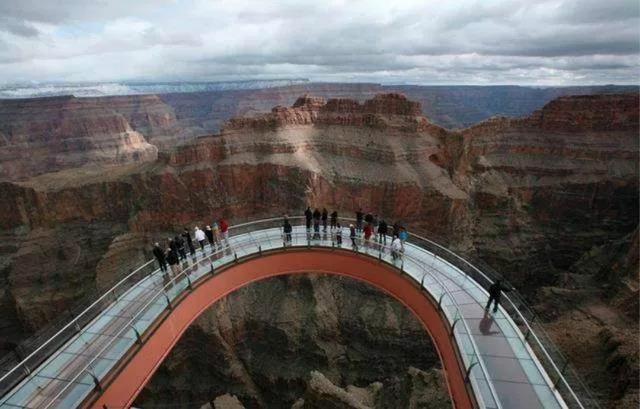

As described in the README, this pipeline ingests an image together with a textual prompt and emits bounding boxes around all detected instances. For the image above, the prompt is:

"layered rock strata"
[0,92,636,407]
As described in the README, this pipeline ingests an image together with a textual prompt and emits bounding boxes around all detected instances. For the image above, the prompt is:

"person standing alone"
[485,280,511,313]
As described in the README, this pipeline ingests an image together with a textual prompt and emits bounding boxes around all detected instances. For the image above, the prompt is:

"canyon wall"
[0,96,158,181]
[0,92,636,407]
[1,84,636,181]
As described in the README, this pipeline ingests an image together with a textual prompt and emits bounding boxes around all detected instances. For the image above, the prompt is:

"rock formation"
[0,92,636,407]
[0,96,158,180]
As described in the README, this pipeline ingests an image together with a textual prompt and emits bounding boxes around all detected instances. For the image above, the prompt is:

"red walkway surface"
[90,249,476,408]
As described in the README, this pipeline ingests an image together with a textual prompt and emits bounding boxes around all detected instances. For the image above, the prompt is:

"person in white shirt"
[194,226,206,253]
[392,236,402,261]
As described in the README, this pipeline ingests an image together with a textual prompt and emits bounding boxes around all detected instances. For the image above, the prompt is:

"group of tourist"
[150,210,512,314]
[293,207,409,260]
[152,218,230,277]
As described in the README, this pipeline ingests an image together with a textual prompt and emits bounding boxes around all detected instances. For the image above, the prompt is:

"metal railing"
[33,225,501,408]
[0,215,596,409]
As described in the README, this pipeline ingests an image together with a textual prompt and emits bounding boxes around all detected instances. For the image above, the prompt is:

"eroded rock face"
[0,92,637,407]
[0,96,158,181]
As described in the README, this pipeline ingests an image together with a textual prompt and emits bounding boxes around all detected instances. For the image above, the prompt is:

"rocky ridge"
[0,92,636,407]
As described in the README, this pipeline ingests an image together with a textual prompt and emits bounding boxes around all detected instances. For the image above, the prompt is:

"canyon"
[0,89,637,407]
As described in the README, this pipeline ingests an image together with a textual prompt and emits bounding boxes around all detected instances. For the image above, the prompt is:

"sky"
[0,0,638,85]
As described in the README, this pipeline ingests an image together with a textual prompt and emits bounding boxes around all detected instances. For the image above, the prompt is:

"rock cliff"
[0,92,637,407]
[0,96,159,180]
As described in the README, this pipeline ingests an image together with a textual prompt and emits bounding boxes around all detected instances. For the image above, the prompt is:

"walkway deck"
[0,220,571,409]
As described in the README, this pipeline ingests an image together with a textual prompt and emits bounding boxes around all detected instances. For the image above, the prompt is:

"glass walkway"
[0,217,592,408]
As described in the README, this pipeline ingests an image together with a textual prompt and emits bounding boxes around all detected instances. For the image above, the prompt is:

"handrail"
[0,218,283,393]
[402,229,592,409]
[0,259,154,388]
[0,215,592,409]
[37,229,500,409]
[285,215,592,408]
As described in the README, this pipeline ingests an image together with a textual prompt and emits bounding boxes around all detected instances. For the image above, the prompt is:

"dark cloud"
[0,0,637,84]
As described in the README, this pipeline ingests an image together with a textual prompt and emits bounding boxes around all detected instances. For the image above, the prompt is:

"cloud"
[0,0,638,85]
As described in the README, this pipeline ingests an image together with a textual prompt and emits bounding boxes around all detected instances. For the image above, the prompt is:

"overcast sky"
[0,0,638,85]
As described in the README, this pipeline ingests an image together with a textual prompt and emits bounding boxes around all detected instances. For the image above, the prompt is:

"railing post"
[88,370,102,392]
[234,252,238,263]
[465,361,479,382]
[450,317,461,336]
[210,263,215,275]
[163,292,172,310]
[258,245,262,255]
[186,274,193,290]
[438,293,446,311]
[131,326,143,345]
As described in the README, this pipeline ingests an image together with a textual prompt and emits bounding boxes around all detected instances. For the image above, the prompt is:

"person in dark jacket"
[182,228,195,256]
[174,235,187,261]
[378,220,388,244]
[312,208,321,239]
[330,210,338,230]
[283,216,293,245]
[485,280,511,313]
[321,208,328,232]
[349,224,358,250]
[355,209,364,232]
[364,212,373,226]
[169,238,178,255]
[166,248,180,277]
[205,225,214,246]
[153,243,167,272]
[305,207,313,230]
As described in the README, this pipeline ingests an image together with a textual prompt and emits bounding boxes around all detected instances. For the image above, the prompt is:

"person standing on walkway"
[219,218,229,245]
[399,227,408,251]
[174,235,187,261]
[378,219,388,245]
[335,223,343,246]
[330,210,338,230]
[305,207,313,231]
[350,224,358,250]
[182,228,196,256]
[321,208,328,232]
[372,214,379,239]
[485,280,511,313]
[363,223,373,248]
[392,222,400,238]
[391,236,402,261]
[355,209,364,232]
[194,226,206,252]
[166,247,180,277]
[283,216,293,245]
[312,208,321,239]
[153,243,167,272]
[212,222,222,248]
[205,225,214,247]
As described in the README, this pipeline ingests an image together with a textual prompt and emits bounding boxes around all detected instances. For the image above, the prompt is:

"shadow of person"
[479,310,500,336]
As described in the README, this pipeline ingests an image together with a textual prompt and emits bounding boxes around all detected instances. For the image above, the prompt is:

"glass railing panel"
[87,356,118,380]
[470,377,499,409]
[55,376,95,409]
